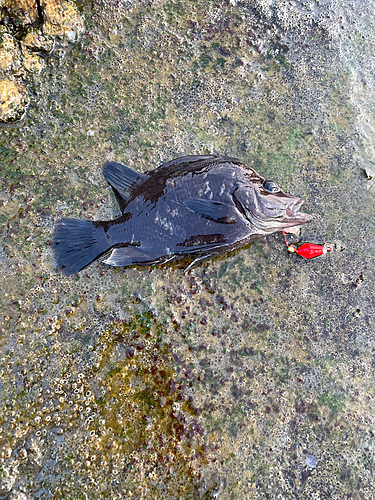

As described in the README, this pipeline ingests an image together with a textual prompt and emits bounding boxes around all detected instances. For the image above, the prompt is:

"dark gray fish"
[52,155,312,275]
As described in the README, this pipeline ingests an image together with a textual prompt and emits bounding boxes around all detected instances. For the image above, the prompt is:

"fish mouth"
[284,198,313,225]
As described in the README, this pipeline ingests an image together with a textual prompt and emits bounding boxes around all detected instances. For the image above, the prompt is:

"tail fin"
[52,218,110,276]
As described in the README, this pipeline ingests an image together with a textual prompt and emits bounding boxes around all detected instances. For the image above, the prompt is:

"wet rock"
[1,0,83,38]
[1,0,39,26]
[0,31,23,76]
[41,0,84,38]
[7,491,30,500]
[22,30,54,52]
[0,30,46,78]
[0,460,18,497]
[0,1,83,122]
[21,47,45,73]
[0,77,29,122]
[8,491,28,500]
[0,30,31,120]
[1,0,375,497]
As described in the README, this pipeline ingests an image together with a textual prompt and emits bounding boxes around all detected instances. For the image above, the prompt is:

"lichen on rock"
[0,77,29,122]
[0,0,39,26]
[21,47,45,73]
[0,0,83,121]
[40,0,84,38]
[0,31,23,76]
[22,30,54,52]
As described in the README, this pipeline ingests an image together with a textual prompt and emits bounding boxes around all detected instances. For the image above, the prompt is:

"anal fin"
[184,251,221,272]
[102,247,149,267]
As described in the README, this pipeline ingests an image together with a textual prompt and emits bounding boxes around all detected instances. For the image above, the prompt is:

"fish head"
[233,178,312,233]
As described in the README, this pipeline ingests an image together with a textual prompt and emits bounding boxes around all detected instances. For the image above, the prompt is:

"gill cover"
[233,184,309,232]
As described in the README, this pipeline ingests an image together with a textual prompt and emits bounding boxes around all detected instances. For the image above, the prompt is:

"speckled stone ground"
[1,0,375,498]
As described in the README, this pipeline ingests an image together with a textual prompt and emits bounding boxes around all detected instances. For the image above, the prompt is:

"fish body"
[53,155,312,275]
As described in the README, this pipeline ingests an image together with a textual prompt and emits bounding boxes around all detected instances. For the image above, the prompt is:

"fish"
[52,155,312,276]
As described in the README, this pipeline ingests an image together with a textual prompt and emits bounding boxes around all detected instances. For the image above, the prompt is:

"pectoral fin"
[103,161,146,210]
[182,199,236,224]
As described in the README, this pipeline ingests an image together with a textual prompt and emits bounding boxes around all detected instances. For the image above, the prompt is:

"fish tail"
[52,218,110,276]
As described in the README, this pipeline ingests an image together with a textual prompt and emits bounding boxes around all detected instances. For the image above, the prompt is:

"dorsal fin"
[156,155,219,169]
[103,161,146,209]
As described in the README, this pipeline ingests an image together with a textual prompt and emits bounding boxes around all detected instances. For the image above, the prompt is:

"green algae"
[319,392,346,415]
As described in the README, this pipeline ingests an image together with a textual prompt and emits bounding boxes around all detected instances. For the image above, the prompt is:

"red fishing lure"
[282,232,332,259]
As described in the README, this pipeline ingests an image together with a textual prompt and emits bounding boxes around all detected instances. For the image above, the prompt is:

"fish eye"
[263,180,279,193]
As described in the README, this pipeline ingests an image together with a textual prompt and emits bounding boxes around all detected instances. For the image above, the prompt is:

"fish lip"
[286,198,303,216]
[289,211,313,224]
[285,198,312,224]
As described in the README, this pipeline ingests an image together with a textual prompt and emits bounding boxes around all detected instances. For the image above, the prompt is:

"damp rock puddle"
[0,0,375,498]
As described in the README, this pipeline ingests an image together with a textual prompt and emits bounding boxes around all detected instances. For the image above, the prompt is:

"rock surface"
[0,0,83,122]
[41,0,84,37]
[0,0,375,498]
[0,32,22,76]
[1,0,39,26]
[0,77,28,121]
